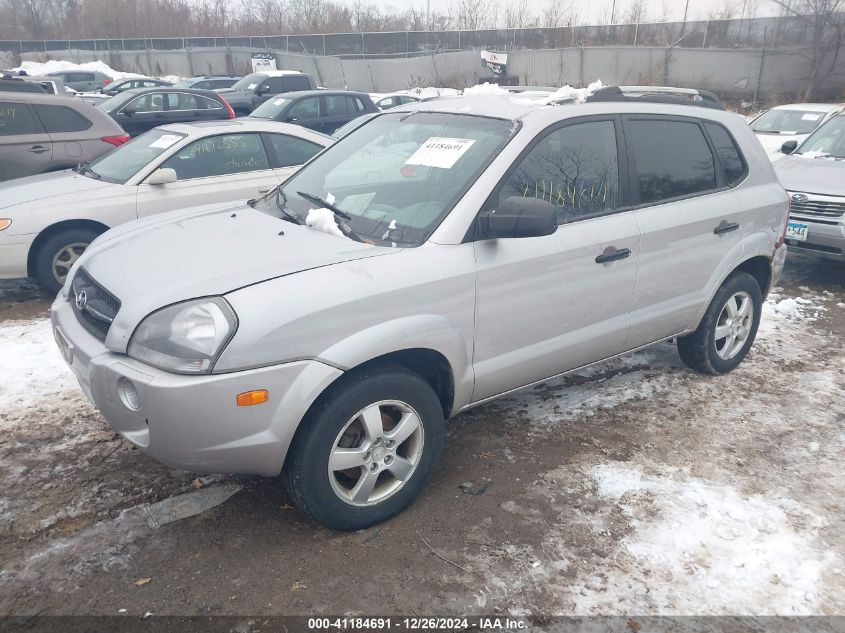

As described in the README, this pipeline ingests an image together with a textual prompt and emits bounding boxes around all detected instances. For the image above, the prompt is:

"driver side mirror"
[477,196,558,239]
[146,168,177,185]
[256,84,270,96]
[781,140,798,155]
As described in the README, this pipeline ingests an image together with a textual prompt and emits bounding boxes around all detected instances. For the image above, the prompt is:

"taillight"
[220,96,235,119]
[101,134,130,147]
[103,78,113,85]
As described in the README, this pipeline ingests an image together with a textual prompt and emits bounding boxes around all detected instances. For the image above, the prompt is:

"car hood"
[69,202,397,350]
[0,170,119,211]
[774,154,845,196]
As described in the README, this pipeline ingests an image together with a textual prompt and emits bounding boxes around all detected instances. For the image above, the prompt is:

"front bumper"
[787,214,845,261]
[51,294,343,476]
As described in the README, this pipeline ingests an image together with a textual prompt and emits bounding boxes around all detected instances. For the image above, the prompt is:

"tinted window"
[283,75,312,92]
[33,104,92,133]
[326,95,347,116]
[265,133,323,168]
[704,122,745,185]
[347,96,366,113]
[498,120,619,222]
[141,80,162,88]
[162,133,269,179]
[377,96,399,109]
[192,81,211,90]
[125,93,166,113]
[264,77,286,93]
[0,102,41,135]
[288,97,320,120]
[212,79,236,89]
[68,72,94,82]
[628,119,716,204]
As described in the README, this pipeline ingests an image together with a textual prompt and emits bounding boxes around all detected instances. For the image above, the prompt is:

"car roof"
[118,86,221,96]
[0,89,88,104]
[249,70,305,77]
[770,103,842,112]
[184,76,239,80]
[277,89,370,99]
[154,118,333,142]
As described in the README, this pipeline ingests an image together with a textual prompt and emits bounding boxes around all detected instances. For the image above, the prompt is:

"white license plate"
[786,221,808,241]
[53,325,73,365]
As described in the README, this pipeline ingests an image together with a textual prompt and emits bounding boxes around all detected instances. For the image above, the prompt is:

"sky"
[360,0,782,23]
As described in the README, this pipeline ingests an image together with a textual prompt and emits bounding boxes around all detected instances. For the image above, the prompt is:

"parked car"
[0,119,330,291]
[331,111,378,139]
[249,90,378,134]
[173,76,241,90]
[0,91,128,182]
[97,87,235,137]
[774,112,845,260]
[372,89,454,110]
[216,71,317,116]
[49,90,787,530]
[47,70,112,92]
[100,77,172,96]
[749,103,843,161]
[0,75,47,94]
[373,93,423,110]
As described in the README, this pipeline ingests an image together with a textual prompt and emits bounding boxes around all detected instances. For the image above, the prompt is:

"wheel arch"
[27,219,110,278]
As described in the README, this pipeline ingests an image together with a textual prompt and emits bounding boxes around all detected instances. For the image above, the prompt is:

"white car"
[749,102,843,161]
[0,119,331,291]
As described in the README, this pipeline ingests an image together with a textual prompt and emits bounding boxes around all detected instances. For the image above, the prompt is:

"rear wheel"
[283,364,444,531]
[677,271,763,374]
[33,228,101,294]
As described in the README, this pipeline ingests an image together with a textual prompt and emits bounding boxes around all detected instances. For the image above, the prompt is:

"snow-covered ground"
[11,59,145,81]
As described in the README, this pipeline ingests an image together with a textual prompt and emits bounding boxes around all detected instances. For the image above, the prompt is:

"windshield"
[98,90,137,112]
[231,73,266,91]
[333,113,378,139]
[83,129,186,184]
[751,108,829,134]
[251,97,291,119]
[795,115,845,158]
[273,111,516,246]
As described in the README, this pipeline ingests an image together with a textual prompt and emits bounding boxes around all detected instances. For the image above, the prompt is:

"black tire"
[677,271,763,375]
[283,363,445,531]
[33,228,101,294]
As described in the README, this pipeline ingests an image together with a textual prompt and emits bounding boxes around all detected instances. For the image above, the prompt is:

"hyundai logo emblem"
[75,290,87,310]
[791,193,809,203]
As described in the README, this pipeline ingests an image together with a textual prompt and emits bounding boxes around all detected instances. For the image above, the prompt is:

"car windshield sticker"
[801,113,822,121]
[405,137,476,169]
[248,83,258,90]
[273,98,287,106]
[149,134,182,149]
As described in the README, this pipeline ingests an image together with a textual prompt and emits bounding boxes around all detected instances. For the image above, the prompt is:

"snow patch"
[12,59,144,81]
[305,208,343,237]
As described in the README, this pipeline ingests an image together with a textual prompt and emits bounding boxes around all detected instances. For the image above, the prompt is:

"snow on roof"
[771,103,842,112]
[252,70,304,77]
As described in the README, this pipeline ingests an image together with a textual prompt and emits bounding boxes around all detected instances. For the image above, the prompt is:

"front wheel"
[283,364,445,531]
[33,228,102,294]
[677,271,763,374]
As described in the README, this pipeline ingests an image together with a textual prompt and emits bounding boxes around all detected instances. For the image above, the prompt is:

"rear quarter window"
[0,102,42,136]
[627,118,717,205]
[33,104,92,133]
[704,122,747,186]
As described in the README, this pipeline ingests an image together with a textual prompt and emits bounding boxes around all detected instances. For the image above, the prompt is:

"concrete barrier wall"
[7,45,844,100]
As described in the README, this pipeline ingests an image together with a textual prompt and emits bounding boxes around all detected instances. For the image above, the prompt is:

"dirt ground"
[1,253,843,618]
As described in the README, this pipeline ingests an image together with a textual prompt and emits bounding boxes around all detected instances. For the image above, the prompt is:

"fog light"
[118,377,140,411]
[236,389,269,406]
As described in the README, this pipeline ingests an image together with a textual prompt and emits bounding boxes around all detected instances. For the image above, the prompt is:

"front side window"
[264,133,324,168]
[283,75,312,92]
[795,115,845,159]
[288,97,320,120]
[704,122,746,185]
[274,112,516,246]
[497,120,619,223]
[232,73,266,91]
[125,93,166,113]
[33,104,92,133]
[627,119,716,205]
[85,128,186,184]
[751,108,829,135]
[161,133,269,179]
[0,102,41,136]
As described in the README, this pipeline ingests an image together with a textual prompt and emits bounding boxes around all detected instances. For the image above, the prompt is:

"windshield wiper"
[74,161,101,180]
[296,191,367,243]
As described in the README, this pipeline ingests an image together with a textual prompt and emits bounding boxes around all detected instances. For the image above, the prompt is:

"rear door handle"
[595,246,632,264]
[28,145,49,154]
[714,220,739,235]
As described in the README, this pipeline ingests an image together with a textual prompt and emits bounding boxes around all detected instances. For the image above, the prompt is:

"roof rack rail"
[584,85,725,110]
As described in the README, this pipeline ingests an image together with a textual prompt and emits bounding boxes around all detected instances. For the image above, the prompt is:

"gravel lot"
[1,253,843,617]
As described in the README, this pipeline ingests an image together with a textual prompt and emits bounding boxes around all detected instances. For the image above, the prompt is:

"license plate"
[53,325,73,365]
[786,221,808,241]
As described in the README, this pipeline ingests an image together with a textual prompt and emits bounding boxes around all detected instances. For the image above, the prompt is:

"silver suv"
[51,93,788,530]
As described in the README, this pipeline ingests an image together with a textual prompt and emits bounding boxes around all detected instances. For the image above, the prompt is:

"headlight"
[127,298,237,374]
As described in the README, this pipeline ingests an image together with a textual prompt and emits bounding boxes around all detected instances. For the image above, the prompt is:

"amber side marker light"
[236,390,269,406]
[0,219,11,231]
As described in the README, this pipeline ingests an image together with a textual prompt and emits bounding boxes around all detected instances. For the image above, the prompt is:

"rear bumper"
[51,294,343,476]
[787,214,845,261]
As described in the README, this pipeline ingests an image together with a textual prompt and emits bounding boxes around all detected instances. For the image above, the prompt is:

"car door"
[283,96,322,131]
[117,93,167,136]
[622,115,750,348]
[472,117,641,402]
[262,131,325,180]
[0,100,54,180]
[135,132,276,217]
[31,103,94,167]
[318,94,351,134]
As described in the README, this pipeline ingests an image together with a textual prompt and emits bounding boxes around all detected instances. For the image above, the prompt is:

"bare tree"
[772,0,844,99]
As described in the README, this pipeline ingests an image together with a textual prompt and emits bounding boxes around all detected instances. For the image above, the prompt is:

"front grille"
[70,269,121,342]
[790,196,845,218]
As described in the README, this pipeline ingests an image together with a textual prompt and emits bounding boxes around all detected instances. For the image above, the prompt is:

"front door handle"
[28,145,49,154]
[595,246,632,264]
[714,220,739,235]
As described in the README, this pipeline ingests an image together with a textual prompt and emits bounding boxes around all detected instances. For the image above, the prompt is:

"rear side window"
[288,97,320,120]
[264,133,323,168]
[326,95,347,116]
[704,122,746,185]
[347,96,366,113]
[192,81,211,90]
[0,102,41,135]
[627,119,716,204]
[33,104,92,133]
